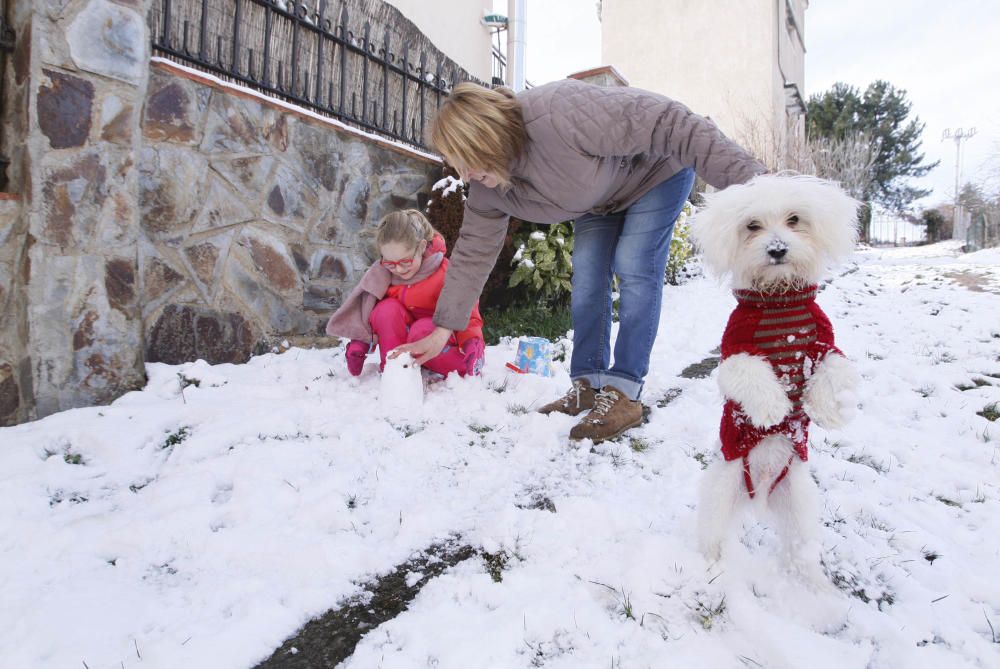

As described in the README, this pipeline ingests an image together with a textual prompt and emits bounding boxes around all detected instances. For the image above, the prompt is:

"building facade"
[386,0,494,83]
[601,0,808,170]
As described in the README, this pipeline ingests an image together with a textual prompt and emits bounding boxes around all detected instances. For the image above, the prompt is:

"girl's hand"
[391,326,452,364]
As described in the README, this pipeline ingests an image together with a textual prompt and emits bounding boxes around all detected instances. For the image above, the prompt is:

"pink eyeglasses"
[379,252,418,270]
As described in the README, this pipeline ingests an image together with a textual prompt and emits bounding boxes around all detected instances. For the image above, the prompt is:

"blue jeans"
[570,168,695,400]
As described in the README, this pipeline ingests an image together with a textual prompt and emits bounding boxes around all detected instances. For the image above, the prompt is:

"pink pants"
[369,298,467,376]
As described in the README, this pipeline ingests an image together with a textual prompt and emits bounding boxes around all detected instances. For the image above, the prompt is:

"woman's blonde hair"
[376,209,436,250]
[427,82,526,188]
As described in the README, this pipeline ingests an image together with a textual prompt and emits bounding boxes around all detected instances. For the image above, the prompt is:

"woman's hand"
[390,326,452,364]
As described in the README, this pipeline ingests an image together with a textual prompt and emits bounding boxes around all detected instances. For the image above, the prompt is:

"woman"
[394,79,767,443]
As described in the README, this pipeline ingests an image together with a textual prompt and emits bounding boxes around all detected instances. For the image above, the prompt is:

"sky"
[497,0,1000,210]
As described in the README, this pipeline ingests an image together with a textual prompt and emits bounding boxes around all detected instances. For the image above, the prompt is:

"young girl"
[325,209,485,377]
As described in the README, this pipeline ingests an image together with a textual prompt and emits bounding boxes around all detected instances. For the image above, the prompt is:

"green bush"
[508,222,574,305]
[666,201,696,285]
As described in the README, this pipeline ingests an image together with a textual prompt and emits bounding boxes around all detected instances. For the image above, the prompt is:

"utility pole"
[942,127,977,240]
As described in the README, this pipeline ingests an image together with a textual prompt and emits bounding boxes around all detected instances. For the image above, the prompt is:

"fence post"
[338,5,348,115]
[382,28,390,130]
[161,0,172,50]
[401,48,409,140]
[361,21,370,124]
[231,0,241,73]
[263,0,273,87]
[291,1,302,97]
[418,51,427,142]
[0,0,12,191]
[314,0,326,105]
[199,0,209,61]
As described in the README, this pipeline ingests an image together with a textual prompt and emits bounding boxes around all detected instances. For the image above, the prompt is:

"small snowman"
[379,352,424,412]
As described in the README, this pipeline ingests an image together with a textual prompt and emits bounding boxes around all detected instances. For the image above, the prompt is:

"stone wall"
[0,0,440,426]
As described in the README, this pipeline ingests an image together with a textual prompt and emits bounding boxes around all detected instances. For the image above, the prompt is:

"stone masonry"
[0,0,440,426]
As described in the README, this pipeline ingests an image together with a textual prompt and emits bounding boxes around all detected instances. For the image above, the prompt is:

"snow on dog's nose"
[766,239,789,263]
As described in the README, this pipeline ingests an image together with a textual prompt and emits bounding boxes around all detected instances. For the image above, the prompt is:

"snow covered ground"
[2,242,998,669]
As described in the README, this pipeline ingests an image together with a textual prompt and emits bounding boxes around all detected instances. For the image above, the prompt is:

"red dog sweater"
[719,285,841,496]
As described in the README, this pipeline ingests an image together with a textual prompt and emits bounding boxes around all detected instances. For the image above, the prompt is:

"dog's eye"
[787,215,800,226]
[747,221,762,231]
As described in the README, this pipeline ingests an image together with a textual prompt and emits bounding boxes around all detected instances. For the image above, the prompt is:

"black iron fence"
[149,0,473,150]
[0,0,15,191]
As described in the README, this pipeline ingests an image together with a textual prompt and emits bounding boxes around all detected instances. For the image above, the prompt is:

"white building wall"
[386,0,494,82]
[601,0,807,165]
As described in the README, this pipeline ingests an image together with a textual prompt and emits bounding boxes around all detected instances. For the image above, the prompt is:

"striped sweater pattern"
[719,285,841,463]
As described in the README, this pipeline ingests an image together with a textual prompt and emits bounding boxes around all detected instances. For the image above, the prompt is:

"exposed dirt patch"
[251,539,475,668]
[944,270,1000,295]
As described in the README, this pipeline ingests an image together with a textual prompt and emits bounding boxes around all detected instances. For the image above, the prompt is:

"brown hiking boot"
[537,379,596,416]
[569,385,643,443]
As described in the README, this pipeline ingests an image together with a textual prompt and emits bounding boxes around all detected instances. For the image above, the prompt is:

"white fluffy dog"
[691,174,861,571]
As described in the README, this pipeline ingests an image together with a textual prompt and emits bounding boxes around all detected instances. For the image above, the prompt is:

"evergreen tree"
[808,81,938,221]
[919,208,947,243]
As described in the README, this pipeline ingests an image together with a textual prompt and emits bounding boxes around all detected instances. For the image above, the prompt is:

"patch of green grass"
[482,301,571,346]
[63,453,84,465]
[690,593,727,630]
[827,566,896,610]
[657,387,683,408]
[956,378,993,391]
[162,427,191,449]
[507,403,531,415]
[629,437,650,453]
[469,423,493,435]
[482,549,511,583]
[618,587,636,621]
[49,490,88,506]
[400,424,424,438]
[692,452,710,470]
[488,378,509,394]
[935,494,961,508]
[977,403,999,422]
[846,451,888,474]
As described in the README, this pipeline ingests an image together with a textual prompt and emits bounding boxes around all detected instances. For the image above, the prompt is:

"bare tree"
[807,133,879,202]
[732,107,877,200]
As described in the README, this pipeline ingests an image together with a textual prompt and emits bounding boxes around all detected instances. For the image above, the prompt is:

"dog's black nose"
[768,247,788,260]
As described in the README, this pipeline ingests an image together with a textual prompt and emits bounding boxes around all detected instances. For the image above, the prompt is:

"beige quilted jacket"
[434,78,767,331]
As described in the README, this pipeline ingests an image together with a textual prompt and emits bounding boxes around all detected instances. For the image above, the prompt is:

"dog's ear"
[690,182,756,279]
[789,177,862,263]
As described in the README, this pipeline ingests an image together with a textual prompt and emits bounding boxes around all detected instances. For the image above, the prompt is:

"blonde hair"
[376,209,436,250]
[427,82,526,188]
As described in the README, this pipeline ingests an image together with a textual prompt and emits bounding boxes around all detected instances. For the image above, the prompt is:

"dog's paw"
[743,391,794,428]
[718,354,793,428]
[699,540,722,563]
[804,354,859,429]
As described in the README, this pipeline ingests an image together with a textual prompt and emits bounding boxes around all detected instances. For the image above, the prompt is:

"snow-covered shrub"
[509,222,574,304]
[666,201,697,285]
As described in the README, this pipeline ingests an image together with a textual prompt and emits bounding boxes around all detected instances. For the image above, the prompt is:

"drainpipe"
[507,0,526,91]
